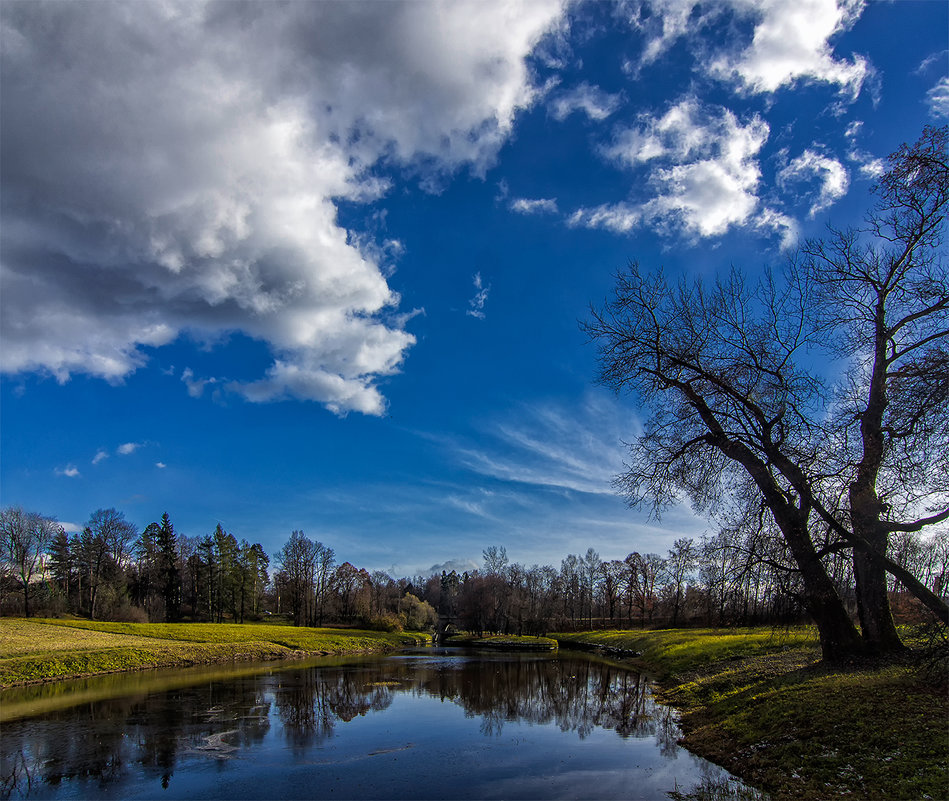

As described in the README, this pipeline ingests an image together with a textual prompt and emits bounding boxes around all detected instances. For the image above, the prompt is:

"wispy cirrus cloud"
[466,273,491,320]
[451,393,640,496]
[927,77,949,120]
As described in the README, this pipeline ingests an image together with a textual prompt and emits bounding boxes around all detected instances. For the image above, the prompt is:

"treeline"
[0,506,435,631]
[413,534,948,635]
[2,504,945,635]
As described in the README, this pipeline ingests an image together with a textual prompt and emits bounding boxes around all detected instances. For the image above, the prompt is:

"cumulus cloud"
[0,0,565,416]
[427,558,481,576]
[56,465,80,478]
[549,82,622,121]
[510,197,559,215]
[710,0,867,96]
[92,450,109,465]
[156,462,167,469]
[573,99,782,239]
[622,0,867,97]
[778,150,849,217]
[117,442,141,456]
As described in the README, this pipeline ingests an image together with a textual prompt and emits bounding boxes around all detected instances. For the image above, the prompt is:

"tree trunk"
[850,488,905,653]
[779,511,863,661]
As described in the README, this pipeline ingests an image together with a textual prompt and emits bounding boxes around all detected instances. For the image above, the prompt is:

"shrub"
[398,593,436,631]
[366,613,403,632]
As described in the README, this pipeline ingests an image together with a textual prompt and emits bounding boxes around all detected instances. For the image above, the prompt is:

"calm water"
[0,648,750,800]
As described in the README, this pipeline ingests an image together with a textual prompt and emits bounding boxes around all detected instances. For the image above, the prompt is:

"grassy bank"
[553,628,947,801]
[0,619,430,688]
[467,634,558,650]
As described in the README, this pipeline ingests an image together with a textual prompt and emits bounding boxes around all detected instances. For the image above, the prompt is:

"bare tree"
[581,547,601,628]
[802,125,949,652]
[0,507,60,617]
[482,545,509,576]
[585,129,949,659]
[666,537,697,626]
[586,262,865,659]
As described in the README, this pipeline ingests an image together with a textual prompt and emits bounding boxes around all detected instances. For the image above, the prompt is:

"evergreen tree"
[156,513,180,622]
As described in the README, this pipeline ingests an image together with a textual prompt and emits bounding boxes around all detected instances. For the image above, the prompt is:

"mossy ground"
[0,618,429,687]
[468,634,558,650]
[553,628,948,801]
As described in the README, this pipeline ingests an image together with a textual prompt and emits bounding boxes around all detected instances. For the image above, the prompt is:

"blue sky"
[1,0,947,576]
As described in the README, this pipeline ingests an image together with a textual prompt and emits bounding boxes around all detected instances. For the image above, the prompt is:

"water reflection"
[2,675,271,798]
[0,650,744,800]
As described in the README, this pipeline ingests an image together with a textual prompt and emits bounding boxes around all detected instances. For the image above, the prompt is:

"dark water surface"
[0,648,748,800]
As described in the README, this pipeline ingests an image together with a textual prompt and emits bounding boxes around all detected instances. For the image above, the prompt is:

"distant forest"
[1,505,945,636]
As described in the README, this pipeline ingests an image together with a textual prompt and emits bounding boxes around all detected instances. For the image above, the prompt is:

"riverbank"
[445,633,558,650]
[0,618,430,688]
[553,628,947,801]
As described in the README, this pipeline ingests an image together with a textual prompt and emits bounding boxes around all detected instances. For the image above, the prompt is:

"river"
[0,647,756,800]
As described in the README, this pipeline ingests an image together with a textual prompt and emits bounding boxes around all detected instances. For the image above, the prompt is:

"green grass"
[552,627,818,677]
[553,628,948,801]
[468,634,558,650]
[0,619,430,687]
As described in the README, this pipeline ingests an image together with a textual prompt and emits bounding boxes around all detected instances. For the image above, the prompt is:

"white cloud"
[568,203,641,234]
[156,462,167,469]
[92,450,109,465]
[778,149,849,217]
[622,0,867,97]
[619,0,706,68]
[56,465,80,478]
[916,50,948,76]
[510,197,559,215]
[710,0,867,96]
[452,393,641,496]
[117,442,140,456]
[843,121,885,179]
[181,368,217,399]
[427,558,480,576]
[0,0,566,416]
[927,77,949,120]
[549,82,622,121]
[575,99,780,239]
[466,273,491,320]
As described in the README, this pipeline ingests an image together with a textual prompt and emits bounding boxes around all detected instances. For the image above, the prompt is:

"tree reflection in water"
[1,652,686,799]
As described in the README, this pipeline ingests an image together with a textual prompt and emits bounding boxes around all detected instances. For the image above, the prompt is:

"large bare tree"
[585,127,948,660]
[803,125,949,652]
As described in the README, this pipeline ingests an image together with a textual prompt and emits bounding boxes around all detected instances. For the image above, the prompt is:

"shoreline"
[551,628,947,801]
[0,618,430,690]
